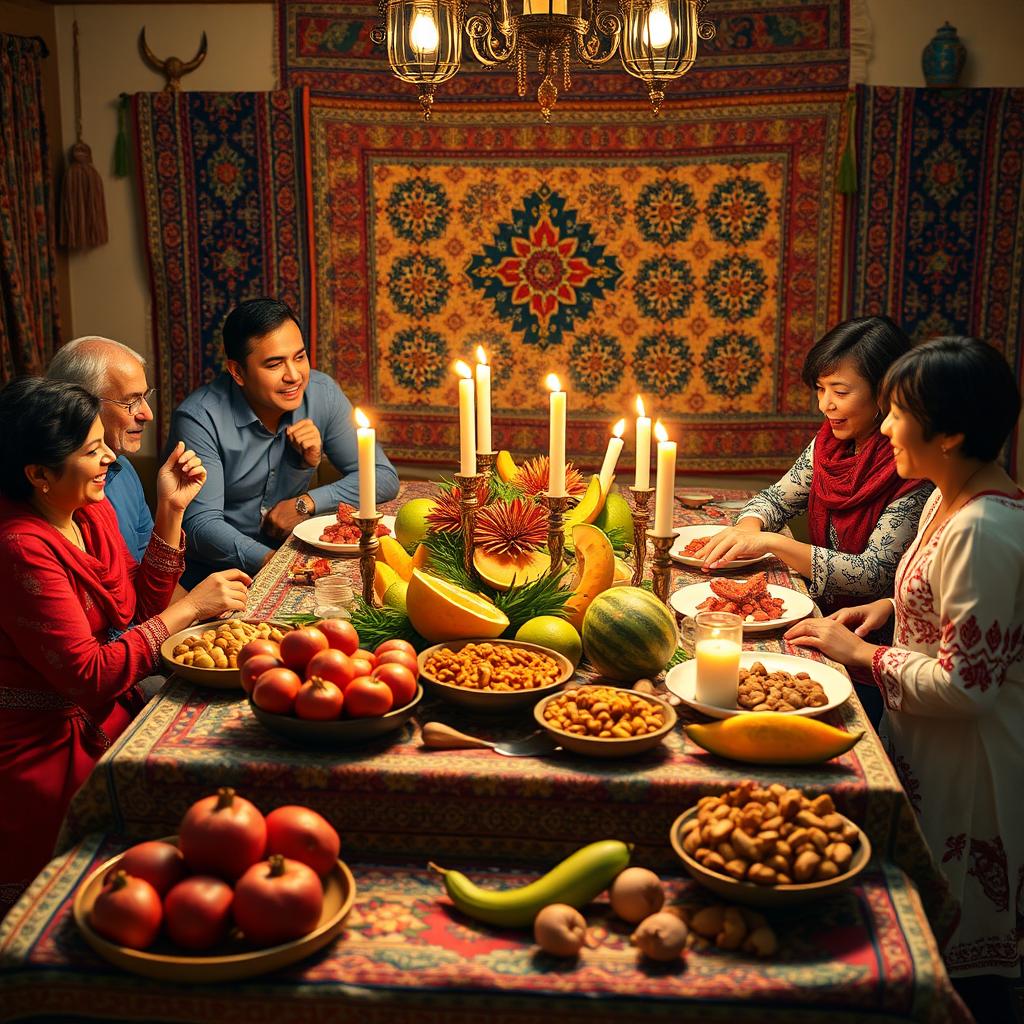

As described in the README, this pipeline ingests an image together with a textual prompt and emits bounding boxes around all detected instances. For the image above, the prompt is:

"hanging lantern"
[385,0,464,119]
[619,0,703,114]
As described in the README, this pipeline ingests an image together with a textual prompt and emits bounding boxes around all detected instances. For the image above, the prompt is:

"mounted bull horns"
[138,28,208,92]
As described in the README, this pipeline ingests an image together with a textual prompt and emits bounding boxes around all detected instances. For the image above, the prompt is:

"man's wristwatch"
[295,496,314,517]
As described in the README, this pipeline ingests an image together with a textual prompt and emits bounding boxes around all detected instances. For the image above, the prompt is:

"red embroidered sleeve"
[134,530,186,622]
[872,646,911,711]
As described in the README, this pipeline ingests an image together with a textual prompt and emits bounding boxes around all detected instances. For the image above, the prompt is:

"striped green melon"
[581,586,678,682]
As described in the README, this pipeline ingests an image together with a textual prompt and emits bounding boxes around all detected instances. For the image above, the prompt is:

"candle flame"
[635,395,646,418]
[612,418,626,438]
[354,407,370,430]
[454,359,473,379]
[545,373,562,392]
[476,345,488,365]
[654,419,668,442]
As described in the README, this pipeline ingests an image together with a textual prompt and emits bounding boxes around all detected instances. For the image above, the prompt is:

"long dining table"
[0,485,970,1024]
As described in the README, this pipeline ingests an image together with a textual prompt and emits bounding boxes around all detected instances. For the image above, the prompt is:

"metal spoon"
[420,721,559,757]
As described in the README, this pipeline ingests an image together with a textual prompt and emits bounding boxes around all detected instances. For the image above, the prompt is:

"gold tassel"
[59,21,108,249]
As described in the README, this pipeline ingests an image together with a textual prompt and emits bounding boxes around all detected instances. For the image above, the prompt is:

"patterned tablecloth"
[0,486,969,1023]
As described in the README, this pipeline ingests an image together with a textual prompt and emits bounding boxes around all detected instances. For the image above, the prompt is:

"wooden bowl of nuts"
[669,782,871,907]
[533,684,677,759]
[161,619,292,689]
[417,639,574,713]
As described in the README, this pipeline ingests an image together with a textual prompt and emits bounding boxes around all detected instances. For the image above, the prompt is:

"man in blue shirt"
[171,298,400,588]
[47,336,157,562]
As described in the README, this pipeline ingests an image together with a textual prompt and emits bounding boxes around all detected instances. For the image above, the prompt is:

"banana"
[429,839,631,928]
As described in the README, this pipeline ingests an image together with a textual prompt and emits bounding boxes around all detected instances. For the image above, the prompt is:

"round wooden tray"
[73,838,356,982]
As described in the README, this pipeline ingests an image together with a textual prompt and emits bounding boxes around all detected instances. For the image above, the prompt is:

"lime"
[394,497,436,551]
[383,580,409,614]
[593,492,633,545]
[515,615,583,668]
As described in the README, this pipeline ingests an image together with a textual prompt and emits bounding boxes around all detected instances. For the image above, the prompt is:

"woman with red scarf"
[0,379,252,918]
[696,318,932,719]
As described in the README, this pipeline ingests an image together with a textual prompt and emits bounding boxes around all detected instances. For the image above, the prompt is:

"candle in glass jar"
[475,346,492,454]
[454,360,476,476]
[634,396,651,490]
[695,637,741,707]
[354,407,376,518]
[546,373,566,497]
[598,418,626,494]
[653,420,676,536]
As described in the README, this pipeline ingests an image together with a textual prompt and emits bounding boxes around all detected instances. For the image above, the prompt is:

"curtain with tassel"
[0,33,62,381]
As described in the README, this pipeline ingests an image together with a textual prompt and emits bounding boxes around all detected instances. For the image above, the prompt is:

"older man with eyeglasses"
[47,336,158,562]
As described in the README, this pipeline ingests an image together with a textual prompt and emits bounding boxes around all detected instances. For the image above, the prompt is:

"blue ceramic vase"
[922,22,966,88]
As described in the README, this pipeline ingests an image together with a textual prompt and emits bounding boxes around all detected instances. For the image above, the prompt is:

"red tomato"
[252,667,303,715]
[348,656,374,679]
[163,875,234,951]
[279,627,329,674]
[233,855,324,946]
[317,618,359,656]
[374,639,417,659]
[304,648,355,688]
[265,806,340,878]
[295,678,344,721]
[344,676,394,718]
[353,649,377,667]
[372,663,417,709]
[238,638,281,667]
[89,871,163,950]
[240,654,282,695]
[179,787,267,882]
[108,841,186,896]
[375,649,419,677]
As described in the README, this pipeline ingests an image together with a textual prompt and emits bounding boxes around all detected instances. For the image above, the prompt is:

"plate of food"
[664,651,851,720]
[669,525,770,570]
[669,574,815,634]
[161,619,292,688]
[293,504,396,554]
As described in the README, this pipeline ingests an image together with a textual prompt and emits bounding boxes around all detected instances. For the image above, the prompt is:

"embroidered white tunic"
[872,490,1024,977]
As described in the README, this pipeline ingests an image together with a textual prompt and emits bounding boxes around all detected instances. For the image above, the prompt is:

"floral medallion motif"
[634,330,693,397]
[568,330,625,397]
[205,143,248,204]
[701,331,763,397]
[705,176,770,245]
[578,181,627,237]
[921,140,968,208]
[635,179,698,244]
[459,181,512,230]
[466,185,622,349]
[388,177,450,243]
[387,253,451,317]
[634,256,695,322]
[704,254,768,322]
[388,327,449,393]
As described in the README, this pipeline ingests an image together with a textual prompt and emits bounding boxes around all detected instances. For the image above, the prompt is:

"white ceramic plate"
[292,514,397,554]
[669,524,770,569]
[668,582,815,634]
[664,650,852,720]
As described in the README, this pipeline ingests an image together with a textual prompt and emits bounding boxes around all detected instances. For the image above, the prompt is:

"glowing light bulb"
[409,9,439,52]
[643,5,673,48]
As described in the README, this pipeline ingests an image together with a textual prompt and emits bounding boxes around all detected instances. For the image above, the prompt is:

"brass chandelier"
[373,0,715,120]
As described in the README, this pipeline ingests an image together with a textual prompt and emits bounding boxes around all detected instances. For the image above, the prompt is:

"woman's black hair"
[801,316,912,395]
[0,377,101,501]
[881,337,1022,462]
[222,298,302,365]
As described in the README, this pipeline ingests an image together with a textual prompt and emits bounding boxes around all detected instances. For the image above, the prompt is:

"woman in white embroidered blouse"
[785,338,1023,1006]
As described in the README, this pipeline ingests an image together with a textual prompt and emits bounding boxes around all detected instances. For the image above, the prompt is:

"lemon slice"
[406,569,509,641]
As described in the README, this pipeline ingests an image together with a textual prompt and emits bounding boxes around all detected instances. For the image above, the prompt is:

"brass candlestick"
[542,493,570,575]
[353,513,384,606]
[477,450,497,480]
[454,472,483,577]
[647,529,678,606]
[628,486,655,586]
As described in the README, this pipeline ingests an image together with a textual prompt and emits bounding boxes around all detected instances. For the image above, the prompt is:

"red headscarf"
[807,420,921,555]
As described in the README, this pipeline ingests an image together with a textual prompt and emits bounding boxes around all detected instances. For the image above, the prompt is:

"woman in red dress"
[0,379,252,917]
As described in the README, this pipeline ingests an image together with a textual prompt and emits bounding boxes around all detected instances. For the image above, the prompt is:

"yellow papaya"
[563,523,615,631]
[685,712,863,765]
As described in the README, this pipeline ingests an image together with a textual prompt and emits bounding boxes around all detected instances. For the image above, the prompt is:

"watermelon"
[582,587,678,682]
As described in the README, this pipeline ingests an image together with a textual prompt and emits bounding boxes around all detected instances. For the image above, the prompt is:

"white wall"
[55,2,1024,465]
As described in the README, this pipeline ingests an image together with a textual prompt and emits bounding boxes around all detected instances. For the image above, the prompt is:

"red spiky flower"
[425,479,491,534]
[513,456,585,497]
[474,498,548,557]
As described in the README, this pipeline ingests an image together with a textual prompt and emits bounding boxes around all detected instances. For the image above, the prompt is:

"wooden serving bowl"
[160,618,292,690]
[73,837,355,983]
[417,639,573,713]
[669,806,871,908]
[533,684,677,759]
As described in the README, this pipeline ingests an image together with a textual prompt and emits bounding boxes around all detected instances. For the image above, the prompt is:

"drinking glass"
[314,575,354,618]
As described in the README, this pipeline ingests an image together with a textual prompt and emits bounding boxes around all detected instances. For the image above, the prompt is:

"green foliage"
[488,475,525,503]
[493,568,572,637]
[666,645,692,670]
[436,476,457,494]
[422,529,478,592]
[348,600,428,651]
[603,525,631,553]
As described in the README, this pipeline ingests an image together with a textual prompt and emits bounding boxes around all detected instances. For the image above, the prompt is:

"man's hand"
[262,496,311,542]
[286,418,322,468]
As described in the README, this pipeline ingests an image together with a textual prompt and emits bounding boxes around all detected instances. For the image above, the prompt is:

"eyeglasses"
[100,388,157,416]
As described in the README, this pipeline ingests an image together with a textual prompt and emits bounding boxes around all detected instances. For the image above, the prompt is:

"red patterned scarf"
[807,420,920,555]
